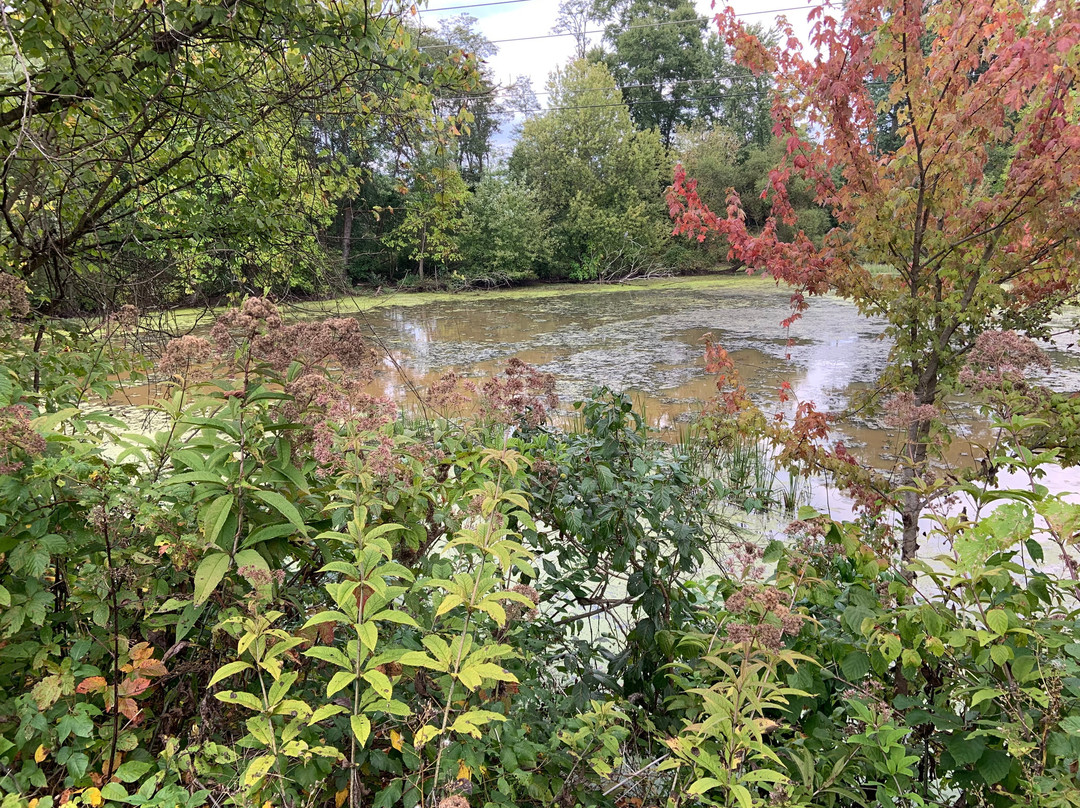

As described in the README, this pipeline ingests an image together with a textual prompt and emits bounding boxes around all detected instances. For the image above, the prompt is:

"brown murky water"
[349,275,1080,520]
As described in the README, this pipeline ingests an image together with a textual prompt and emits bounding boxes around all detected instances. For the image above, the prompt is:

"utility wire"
[418,0,533,12]
[419,2,828,50]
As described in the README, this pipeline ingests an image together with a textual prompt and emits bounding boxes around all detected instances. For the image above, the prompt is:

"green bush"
[3,294,1080,808]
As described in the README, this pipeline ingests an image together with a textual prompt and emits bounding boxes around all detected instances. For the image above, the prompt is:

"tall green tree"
[595,0,710,147]
[509,60,669,279]
[383,156,468,285]
[0,0,469,312]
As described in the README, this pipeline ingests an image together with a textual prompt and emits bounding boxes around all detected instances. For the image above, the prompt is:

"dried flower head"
[0,273,30,317]
[438,796,470,808]
[0,406,46,474]
[959,330,1052,391]
[108,304,139,330]
[881,392,938,429]
[475,359,558,427]
[505,584,540,622]
[159,335,213,377]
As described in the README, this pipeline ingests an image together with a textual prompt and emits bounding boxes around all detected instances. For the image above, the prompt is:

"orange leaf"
[118,677,151,697]
[334,790,348,808]
[118,698,140,722]
[76,676,108,694]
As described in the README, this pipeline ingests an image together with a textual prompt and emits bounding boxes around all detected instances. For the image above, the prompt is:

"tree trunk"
[341,201,354,269]
[417,224,427,283]
[899,376,938,564]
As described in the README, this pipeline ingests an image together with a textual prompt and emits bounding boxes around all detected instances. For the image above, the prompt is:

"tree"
[383,157,468,284]
[457,173,552,285]
[510,60,669,279]
[0,0,470,312]
[553,0,602,61]
[595,0,710,147]
[669,0,1080,561]
[426,15,507,184]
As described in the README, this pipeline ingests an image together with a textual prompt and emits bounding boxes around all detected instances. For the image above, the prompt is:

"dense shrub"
[3,296,1080,808]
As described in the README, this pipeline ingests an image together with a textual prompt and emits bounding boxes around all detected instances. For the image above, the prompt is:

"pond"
[342,274,1080,523]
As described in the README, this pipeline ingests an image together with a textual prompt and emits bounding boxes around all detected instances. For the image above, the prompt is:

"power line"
[542,88,769,113]
[418,0,533,12]
[434,73,771,104]
[419,3,827,50]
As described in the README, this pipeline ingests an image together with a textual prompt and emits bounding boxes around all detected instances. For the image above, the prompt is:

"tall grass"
[676,419,805,513]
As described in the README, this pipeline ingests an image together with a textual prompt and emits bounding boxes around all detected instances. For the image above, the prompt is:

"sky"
[414,0,821,103]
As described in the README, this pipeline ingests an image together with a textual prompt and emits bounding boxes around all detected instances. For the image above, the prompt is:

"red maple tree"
[670,0,1080,560]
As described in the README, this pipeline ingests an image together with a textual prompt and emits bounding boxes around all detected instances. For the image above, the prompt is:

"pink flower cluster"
[0,406,46,474]
[959,330,1052,392]
[881,392,938,429]
[475,358,558,428]
[310,383,398,476]
[724,582,804,650]
[210,299,377,378]
[159,335,214,376]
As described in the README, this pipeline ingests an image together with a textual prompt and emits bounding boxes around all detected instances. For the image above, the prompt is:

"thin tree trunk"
[341,201,354,269]
[899,377,938,564]
[418,223,426,283]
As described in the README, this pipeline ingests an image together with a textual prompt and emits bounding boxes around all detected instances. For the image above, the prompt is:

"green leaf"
[986,609,1008,636]
[730,784,753,808]
[327,671,356,698]
[687,777,723,795]
[193,552,230,606]
[840,650,870,681]
[990,644,1013,666]
[214,690,263,711]
[301,610,351,629]
[201,494,234,547]
[169,471,228,486]
[309,704,348,725]
[946,733,986,766]
[350,714,371,747]
[208,661,252,687]
[358,622,378,652]
[362,669,392,700]
[242,754,276,787]
[303,646,352,670]
[99,783,130,802]
[976,749,1012,785]
[251,489,307,532]
[971,688,1002,707]
[112,760,153,783]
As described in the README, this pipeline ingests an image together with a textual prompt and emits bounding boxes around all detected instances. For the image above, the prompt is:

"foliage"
[3,300,1080,808]
[669,0,1080,560]
[509,60,671,280]
[455,174,552,287]
[1,0,477,312]
[382,160,469,285]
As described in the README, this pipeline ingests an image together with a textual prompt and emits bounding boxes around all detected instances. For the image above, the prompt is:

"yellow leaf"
[85,788,103,807]
[34,745,48,763]
[390,730,403,751]
[457,761,472,781]
[29,801,39,808]
[262,802,273,808]
[335,790,348,808]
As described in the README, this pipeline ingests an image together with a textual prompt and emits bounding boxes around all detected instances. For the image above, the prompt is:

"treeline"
[331,0,835,290]
[0,0,830,314]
